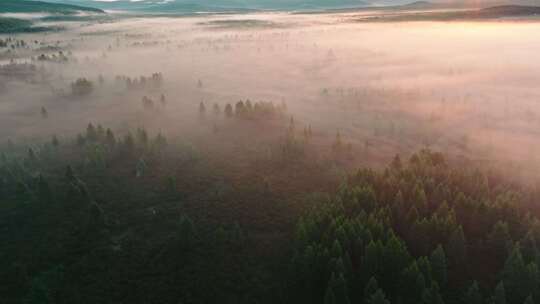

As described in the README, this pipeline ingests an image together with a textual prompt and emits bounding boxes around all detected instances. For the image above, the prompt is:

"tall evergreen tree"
[493,281,506,304]
[501,245,528,304]
[464,281,483,304]
[430,245,448,287]
[523,295,534,304]
[447,226,467,266]
[364,276,379,300]
[368,289,390,304]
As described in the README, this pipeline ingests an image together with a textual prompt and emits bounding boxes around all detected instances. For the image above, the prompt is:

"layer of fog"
[1,12,540,180]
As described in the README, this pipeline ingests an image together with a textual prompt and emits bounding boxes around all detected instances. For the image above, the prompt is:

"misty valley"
[1,1,540,304]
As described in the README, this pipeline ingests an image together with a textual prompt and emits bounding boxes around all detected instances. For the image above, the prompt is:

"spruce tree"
[464,281,482,304]
[199,101,206,117]
[51,135,59,147]
[447,226,467,266]
[368,289,390,304]
[430,245,448,287]
[364,276,379,300]
[225,103,233,118]
[502,245,528,304]
[493,281,506,304]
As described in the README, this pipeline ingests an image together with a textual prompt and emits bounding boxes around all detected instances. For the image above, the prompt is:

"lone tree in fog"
[51,135,59,147]
[105,129,116,147]
[199,101,206,118]
[40,107,48,119]
[87,123,97,142]
[235,101,245,117]
[332,131,343,152]
[288,116,295,133]
[225,103,233,118]
[160,94,166,107]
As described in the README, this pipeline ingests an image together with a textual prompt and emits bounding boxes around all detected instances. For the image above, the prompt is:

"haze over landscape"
[2,0,540,304]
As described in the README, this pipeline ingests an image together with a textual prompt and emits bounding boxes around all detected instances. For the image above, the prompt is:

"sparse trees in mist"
[40,107,48,119]
[225,103,233,118]
[71,78,94,96]
[199,101,206,118]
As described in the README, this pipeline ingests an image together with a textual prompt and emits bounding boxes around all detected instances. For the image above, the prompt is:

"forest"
[1,108,540,304]
[2,3,540,304]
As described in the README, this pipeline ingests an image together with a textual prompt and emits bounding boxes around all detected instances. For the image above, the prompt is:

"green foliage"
[430,245,447,287]
[493,281,506,304]
[368,289,390,304]
[2,123,540,304]
[290,149,540,304]
[364,277,379,300]
[464,281,483,304]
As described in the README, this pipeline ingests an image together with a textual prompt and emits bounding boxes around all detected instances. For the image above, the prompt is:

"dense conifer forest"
[1,108,539,303]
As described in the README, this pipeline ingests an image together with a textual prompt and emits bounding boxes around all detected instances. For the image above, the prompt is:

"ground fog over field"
[2,12,540,179]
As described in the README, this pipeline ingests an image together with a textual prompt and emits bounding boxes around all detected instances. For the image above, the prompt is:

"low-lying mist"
[2,12,540,181]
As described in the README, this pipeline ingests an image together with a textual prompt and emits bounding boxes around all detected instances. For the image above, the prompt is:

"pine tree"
[400,261,425,304]
[51,135,59,147]
[225,103,233,118]
[364,277,379,300]
[493,281,506,304]
[178,215,196,248]
[166,175,177,194]
[464,281,483,304]
[40,106,48,119]
[412,183,428,212]
[324,286,337,304]
[37,174,53,203]
[333,131,342,152]
[368,289,390,304]
[86,123,97,142]
[334,273,350,304]
[523,295,534,304]
[447,226,467,266]
[430,245,448,287]
[488,221,512,261]
[160,94,166,106]
[382,234,411,293]
[235,101,245,117]
[199,101,206,117]
[391,154,402,171]
[502,245,528,304]
[124,132,135,151]
[76,134,85,146]
[27,147,37,164]
[65,165,76,182]
[423,281,444,304]
[105,129,116,147]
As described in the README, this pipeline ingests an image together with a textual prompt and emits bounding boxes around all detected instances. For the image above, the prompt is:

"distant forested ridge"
[0,17,55,33]
[0,0,104,14]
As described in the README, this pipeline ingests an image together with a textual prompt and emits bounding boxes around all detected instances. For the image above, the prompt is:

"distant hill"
[353,4,540,22]
[0,17,58,33]
[0,0,104,15]
[42,0,371,12]
[479,5,540,16]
